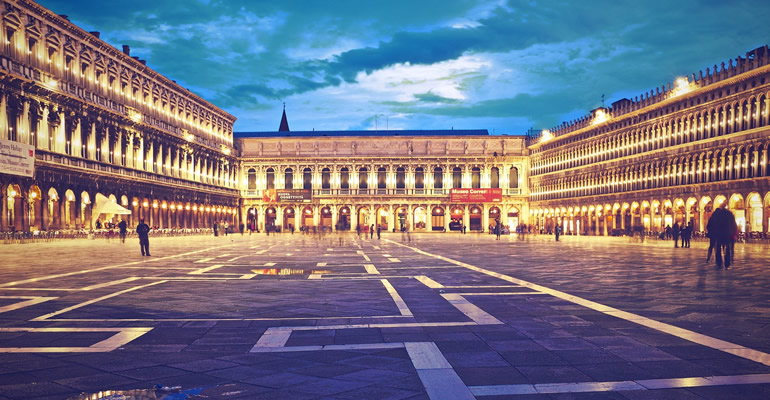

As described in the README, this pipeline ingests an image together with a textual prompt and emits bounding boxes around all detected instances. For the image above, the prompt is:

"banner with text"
[0,139,35,178]
[263,189,312,203]
[450,188,502,203]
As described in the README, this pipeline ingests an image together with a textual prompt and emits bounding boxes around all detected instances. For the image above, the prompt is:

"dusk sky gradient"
[38,0,770,134]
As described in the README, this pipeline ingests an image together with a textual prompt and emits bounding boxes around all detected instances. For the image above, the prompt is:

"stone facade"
[528,46,770,236]
[237,134,529,233]
[0,0,239,231]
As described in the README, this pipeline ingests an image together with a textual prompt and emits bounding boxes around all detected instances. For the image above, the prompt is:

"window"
[378,167,387,189]
[340,167,349,189]
[322,168,330,189]
[303,168,312,190]
[396,167,406,189]
[247,168,256,190]
[490,167,499,188]
[359,168,368,188]
[453,167,462,188]
[266,168,275,189]
[284,168,293,189]
[433,167,443,188]
[415,167,424,189]
[509,167,519,188]
[471,167,480,188]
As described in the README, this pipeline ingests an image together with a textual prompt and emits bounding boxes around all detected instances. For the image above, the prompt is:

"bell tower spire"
[278,102,290,132]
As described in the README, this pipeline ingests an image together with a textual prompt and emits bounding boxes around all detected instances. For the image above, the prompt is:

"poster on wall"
[450,188,502,203]
[0,138,35,178]
[263,189,312,203]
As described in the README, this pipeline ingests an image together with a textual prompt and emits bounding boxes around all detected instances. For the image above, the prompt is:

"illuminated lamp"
[132,200,139,207]
[186,205,191,210]
[305,208,312,215]
[142,201,148,207]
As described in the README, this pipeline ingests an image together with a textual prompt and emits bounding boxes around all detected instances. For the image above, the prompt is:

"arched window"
[359,167,368,189]
[490,167,499,188]
[433,167,443,189]
[509,167,519,188]
[378,167,387,189]
[415,167,424,189]
[266,168,275,189]
[247,168,256,190]
[396,167,405,189]
[322,168,331,189]
[284,168,293,189]
[303,168,312,190]
[471,167,481,188]
[452,167,462,188]
[340,167,349,189]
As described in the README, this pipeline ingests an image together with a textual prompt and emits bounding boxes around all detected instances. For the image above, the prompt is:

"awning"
[91,193,131,226]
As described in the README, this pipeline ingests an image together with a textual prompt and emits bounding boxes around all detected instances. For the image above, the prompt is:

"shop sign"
[450,188,502,203]
[263,189,312,203]
[0,138,34,178]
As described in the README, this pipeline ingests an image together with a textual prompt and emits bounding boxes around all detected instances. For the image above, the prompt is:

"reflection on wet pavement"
[68,385,203,400]
[250,268,331,275]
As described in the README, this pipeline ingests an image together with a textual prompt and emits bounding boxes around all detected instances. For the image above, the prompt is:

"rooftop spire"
[278,102,290,132]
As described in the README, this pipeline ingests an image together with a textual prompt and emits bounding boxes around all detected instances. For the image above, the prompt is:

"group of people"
[667,221,695,248]
[705,203,739,269]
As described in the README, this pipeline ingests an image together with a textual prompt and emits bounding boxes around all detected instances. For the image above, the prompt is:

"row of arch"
[533,90,770,174]
[247,166,520,191]
[2,183,237,232]
[533,141,769,200]
[244,203,523,233]
[531,191,770,236]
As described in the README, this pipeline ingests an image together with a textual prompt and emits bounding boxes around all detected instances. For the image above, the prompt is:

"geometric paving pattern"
[0,233,769,399]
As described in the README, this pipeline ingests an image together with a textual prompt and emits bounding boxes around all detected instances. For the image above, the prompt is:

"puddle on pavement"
[251,268,331,275]
[68,385,204,400]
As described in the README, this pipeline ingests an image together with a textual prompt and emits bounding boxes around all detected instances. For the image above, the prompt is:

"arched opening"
[490,167,499,188]
[396,167,406,192]
[413,206,426,231]
[27,185,42,230]
[284,168,293,189]
[489,206,501,232]
[265,207,276,231]
[337,206,350,231]
[303,168,312,190]
[729,193,746,233]
[414,167,425,192]
[320,206,332,228]
[301,206,314,227]
[321,168,331,190]
[471,167,481,188]
[746,193,763,233]
[358,167,368,191]
[80,191,92,229]
[452,167,462,188]
[283,207,294,230]
[47,188,60,229]
[357,207,370,231]
[266,168,275,189]
[509,167,519,189]
[5,184,23,230]
[432,206,445,231]
[247,207,258,231]
[376,207,389,230]
[469,205,482,231]
[340,167,350,193]
[396,206,407,231]
[377,167,387,193]
[247,168,256,191]
[433,167,443,191]
[449,206,463,231]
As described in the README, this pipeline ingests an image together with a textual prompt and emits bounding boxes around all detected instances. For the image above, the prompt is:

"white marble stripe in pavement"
[193,258,214,263]
[0,297,57,314]
[79,277,140,291]
[388,257,402,262]
[188,264,225,275]
[415,275,444,288]
[381,279,413,316]
[405,342,475,400]
[252,343,405,353]
[441,293,502,325]
[392,240,770,368]
[251,328,292,350]
[364,264,380,274]
[470,373,770,396]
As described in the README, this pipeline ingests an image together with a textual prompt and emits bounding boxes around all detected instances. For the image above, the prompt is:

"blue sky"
[39,0,770,134]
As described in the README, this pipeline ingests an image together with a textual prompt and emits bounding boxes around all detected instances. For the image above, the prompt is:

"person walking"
[462,224,466,234]
[118,219,127,243]
[495,218,501,240]
[356,224,361,238]
[682,222,693,248]
[239,222,245,236]
[555,225,560,241]
[706,203,736,269]
[370,224,374,239]
[136,218,151,257]
[672,222,680,248]
[213,222,219,237]
[376,224,381,240]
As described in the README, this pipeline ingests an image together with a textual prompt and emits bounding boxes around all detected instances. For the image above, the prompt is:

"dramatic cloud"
[39,0,770,133]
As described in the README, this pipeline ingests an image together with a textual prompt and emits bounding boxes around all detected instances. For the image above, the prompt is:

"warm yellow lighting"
[132,200,139,207]
[161,203,167,209]
[142,201,149,207]
[540,129,553,143]
[671,77,696,97]
[591,109,609,125]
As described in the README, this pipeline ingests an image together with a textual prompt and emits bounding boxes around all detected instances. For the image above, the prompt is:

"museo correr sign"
[263,189,312,203]
[0,138,35,178]
[450,188,502,203]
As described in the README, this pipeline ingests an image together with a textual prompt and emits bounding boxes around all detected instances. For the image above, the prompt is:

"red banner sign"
[450,188,502,203]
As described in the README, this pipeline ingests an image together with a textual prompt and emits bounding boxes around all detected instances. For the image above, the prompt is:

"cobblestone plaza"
[0,233,769,399]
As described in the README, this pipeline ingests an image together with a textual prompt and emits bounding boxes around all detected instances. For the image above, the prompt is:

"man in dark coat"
[136,218,151,257]
[118,219,127,243]
[672,222,680,248]
[706,203,736,269]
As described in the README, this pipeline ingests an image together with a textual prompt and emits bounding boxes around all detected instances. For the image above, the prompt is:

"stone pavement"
[0,232,769,399]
